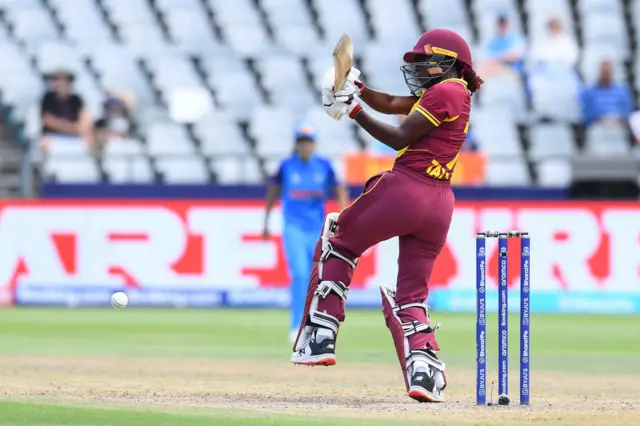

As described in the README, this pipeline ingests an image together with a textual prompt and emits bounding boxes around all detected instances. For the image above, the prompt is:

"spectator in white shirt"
[530,17,578,68]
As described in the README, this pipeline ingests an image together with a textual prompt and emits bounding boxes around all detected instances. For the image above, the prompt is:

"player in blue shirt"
[263,124,348,342]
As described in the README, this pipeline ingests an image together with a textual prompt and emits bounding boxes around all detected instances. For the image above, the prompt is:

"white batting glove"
[323,92,347,120]
[321,66,364,98]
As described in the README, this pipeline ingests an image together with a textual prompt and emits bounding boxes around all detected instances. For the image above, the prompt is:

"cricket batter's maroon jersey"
[394,78,471,180]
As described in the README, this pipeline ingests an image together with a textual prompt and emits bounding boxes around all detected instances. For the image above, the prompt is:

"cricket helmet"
[401,29,473,96]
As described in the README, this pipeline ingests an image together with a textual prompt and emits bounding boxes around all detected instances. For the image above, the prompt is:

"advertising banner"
[2,200,640,313]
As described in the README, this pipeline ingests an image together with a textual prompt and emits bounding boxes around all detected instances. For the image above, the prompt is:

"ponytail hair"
[457,62,483,95]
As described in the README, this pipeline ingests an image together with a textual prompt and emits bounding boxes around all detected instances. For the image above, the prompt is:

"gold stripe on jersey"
[414,105,441,126]
[439,78,468,88]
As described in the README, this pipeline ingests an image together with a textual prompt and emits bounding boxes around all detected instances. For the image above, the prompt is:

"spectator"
[530,17,578,68]
[94,91,134,142]
[39,69,93,148]
[479,15,526,77]
[581,60,634,127]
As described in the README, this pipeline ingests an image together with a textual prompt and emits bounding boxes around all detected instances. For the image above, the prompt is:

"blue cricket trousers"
[282,225,317,330]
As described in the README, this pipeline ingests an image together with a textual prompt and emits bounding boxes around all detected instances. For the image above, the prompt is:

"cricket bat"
[332,33,353,93]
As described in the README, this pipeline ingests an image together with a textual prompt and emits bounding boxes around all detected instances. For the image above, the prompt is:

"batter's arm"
[353,109,436,151]
[359,86,417,115]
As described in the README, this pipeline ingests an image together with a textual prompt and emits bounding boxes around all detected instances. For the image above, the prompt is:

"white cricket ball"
[111,292,128,309]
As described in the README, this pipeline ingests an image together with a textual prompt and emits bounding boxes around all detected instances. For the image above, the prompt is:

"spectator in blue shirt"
[479,15,526,77]
[581,60,634,127]
[263,124,348,342]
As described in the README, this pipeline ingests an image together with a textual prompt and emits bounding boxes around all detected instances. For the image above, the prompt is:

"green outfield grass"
[0,308,638,425]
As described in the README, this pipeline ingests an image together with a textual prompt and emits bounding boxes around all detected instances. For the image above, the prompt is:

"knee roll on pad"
[380,285,442,391]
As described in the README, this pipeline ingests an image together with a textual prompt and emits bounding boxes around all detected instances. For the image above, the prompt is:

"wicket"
[475,231,530,406]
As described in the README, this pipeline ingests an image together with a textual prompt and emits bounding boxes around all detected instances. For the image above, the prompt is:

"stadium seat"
[528,123,576,161]
[164,9,220,55]
[156,156,209,183]
[525,0,575,40]
[155,0,202,11]
[314,0,368,48]
[146,122,195,156]
[212,158,264,184]
[273,25,321,57]
[194,112,249,156]
[479,76,527,123]
[536,158,572,187]
[484,157,531,186]
[11,8,60,49]
[529,65,582,122]
[368,0,421,45]
[472,109,523,156]
[103,138,154,183]
[44,136,100,183]
[577,0,623,17]
[584,124,630,155]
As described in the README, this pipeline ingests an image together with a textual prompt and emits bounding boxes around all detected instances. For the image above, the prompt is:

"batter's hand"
[323,92,347,120]
[322,66,364,98]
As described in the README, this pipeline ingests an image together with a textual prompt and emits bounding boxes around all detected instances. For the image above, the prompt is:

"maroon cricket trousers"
[317,164,454,351]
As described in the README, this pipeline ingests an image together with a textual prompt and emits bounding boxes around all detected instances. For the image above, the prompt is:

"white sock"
[315,328,335,343]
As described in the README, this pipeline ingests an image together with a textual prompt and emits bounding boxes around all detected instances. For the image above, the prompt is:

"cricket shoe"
[290,331,336,366]
[407,350,446,403]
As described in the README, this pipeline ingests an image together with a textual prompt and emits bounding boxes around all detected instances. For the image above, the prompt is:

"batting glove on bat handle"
[354,80,366,95]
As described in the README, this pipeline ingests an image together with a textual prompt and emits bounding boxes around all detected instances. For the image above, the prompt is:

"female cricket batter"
[290,29,483,403]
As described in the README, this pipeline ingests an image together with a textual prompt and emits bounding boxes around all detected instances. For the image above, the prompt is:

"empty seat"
[164,9,219,55]
[149,56,202,92]
[211,157,263,184]
[578,0,622,17]
[273,25,321,56]
[484,157,531,186]
[146,122,194,155]
[249,106,295,141]
[368,0,420,45]
[530,66,582,122]
[536,158,572,187]
[221,24,272,57]
[43,136,99,183]
[157,156,209,183]
[208,0,261,25]
[209,73,261,119]
[103,155,154,183]
[584,124,630,155]
[528,123,575,160]
[479,76,527,123]
[316,0,368,49]
[194,112,248,156]
[420,0,470,28]
[582,15,628,59]
[155,0,201,11]
[472,110,523,156]
[53,0,113,43]
[12,8,59,48]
